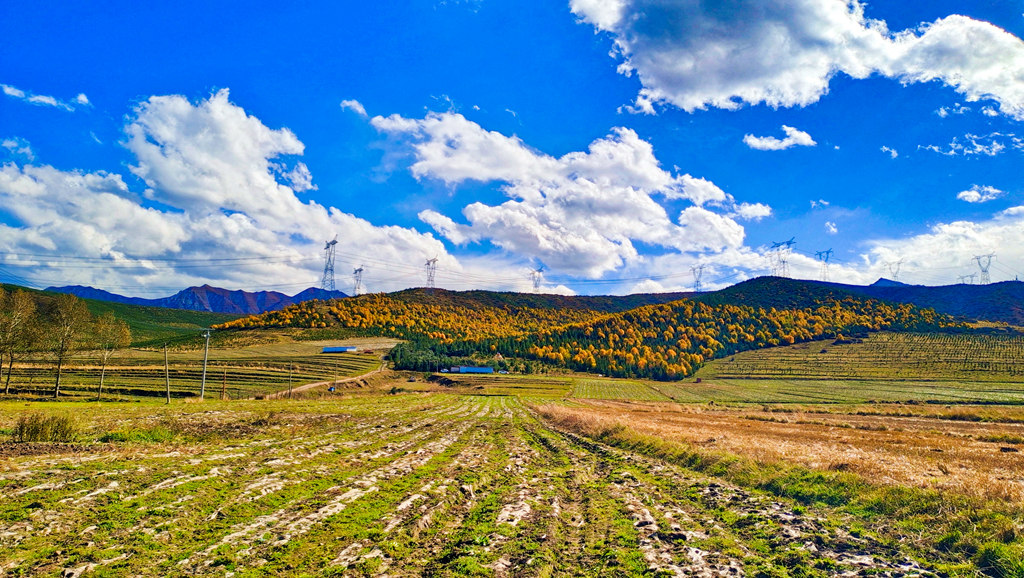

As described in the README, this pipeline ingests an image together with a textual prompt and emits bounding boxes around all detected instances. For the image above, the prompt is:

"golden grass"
[538,400,1024,503]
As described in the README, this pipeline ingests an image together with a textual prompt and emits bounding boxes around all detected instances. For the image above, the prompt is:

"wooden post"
[164,344,170,404]
[200,330,210,400]
[288,365,293,399]
[221,369,227,400]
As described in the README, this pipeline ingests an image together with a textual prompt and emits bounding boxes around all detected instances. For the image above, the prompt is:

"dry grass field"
[1,393,952,577]
[3,331,1024,576]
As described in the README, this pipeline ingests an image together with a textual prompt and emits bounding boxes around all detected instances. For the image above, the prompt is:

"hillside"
[384,287,691,312]
[2,283,238,345]
[218,280,958,380]
[46,284,348,315]
[692,276,1024,325]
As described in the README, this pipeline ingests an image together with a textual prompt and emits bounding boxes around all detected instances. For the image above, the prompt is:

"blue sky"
[2,0,1023,296]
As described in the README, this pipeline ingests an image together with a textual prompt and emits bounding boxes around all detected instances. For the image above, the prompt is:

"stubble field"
[3,332,1024,576]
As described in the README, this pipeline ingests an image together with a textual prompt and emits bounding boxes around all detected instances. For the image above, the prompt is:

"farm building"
[449,366,494,374]
[321,346,358,353]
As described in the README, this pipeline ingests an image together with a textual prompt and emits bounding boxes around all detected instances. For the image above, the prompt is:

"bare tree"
[0,288,38,395]
[50,294,92,398]
[94,311,131,400]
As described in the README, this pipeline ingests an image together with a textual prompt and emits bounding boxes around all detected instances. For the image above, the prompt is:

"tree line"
[215,290,960,381]
[0,288,131,398]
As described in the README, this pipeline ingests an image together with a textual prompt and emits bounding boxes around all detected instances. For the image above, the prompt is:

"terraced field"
[700,332,1024,382]
[4,390,1013,576]
[2,341,384,401]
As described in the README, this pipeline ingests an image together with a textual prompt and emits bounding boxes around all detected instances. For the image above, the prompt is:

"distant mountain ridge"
[45,284,348,315]
[694,276,1024,326]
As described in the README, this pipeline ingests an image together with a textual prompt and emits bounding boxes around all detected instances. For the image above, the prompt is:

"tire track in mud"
[551,425,939,576]
[0,410,451,575]
[175,419,473,572]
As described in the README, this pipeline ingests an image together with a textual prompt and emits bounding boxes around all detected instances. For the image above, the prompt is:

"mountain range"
[44,276,1024,325]
[45,284,348,315]
[693,277,1024,326]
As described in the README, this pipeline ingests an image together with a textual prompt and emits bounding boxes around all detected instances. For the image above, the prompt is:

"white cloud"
[732,202,772,221]
[571,1,1024,119]
[956,184,1004,203]
[1,82,85,111]
[982,106,999,117]
[2,84,26,98]
[0,91,470,293]
[810,199,830,209]
[742,125,816,151]
[880,145,898,158]
[1,138,34,162]
[864,209,1024,285]
[920,132,1010,156]
[935,103,970,117]
[339,99,367,117]
[825,221,838,234]
[373,111,767,277]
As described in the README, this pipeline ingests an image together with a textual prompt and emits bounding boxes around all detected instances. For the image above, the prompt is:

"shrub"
[12,414,78,443]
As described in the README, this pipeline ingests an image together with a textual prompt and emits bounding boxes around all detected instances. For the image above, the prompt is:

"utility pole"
[288,365,293,399]
[886,258,904,282]
[425,257,438,289]
[164,343,170,404]
[530,267,544,293]
[221,370,227,400]
[769,238,795,278]
[200,330,210,400]
[815,249,833,282]
[353,266,364,296]
[974,254,995,285]
[690,264,705,293]
[321,236,338,291]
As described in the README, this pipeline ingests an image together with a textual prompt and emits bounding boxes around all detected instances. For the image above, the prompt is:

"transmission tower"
[958,273,977,285]
[769,237,795,278]
[530,267,544,293]
[320,237,338,292]
[352,266,364,296]
[815,249,833,282]
[424,257,438,289]
[974,254,995,285]
[886,258,904,282]
[690,264,706,293]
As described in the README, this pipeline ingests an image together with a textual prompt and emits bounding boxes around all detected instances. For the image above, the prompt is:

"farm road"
[0,395,937,576]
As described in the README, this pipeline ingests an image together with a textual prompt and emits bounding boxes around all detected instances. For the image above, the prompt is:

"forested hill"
[692,277,1024,325]
[216,280,959,380]
[385,288,691,313]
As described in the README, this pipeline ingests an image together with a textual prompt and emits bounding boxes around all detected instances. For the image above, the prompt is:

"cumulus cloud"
[373,111,768,277]
[880,146,898,158]
[825,221,839,234]
[339,99,367,117]
[957,185,1004,203]
[864,209,1024,284]
[732,202,773,221]
[743,125,816,151]
[810,199,830,209]
[0,91,461,293]
[1,83,88,111]
[571,1,1024,119]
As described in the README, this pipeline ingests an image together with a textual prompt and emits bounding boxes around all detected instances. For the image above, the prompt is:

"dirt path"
[260,354,387,399]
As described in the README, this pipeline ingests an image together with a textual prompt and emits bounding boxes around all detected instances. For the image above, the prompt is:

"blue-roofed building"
[322,346,358,353]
